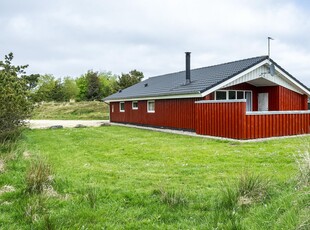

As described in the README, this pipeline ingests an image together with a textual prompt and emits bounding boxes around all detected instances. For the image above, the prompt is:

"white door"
[258,93,269,111]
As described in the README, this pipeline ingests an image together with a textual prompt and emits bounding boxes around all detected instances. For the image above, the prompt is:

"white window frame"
[132,101,138,110]
[119,102,125,112]
[215,90,227,100]
[215,90,253,111]
[147,100,155,113]
[215,90,252,100]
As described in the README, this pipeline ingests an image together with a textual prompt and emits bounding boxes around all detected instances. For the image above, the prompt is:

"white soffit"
[222,64,304,94]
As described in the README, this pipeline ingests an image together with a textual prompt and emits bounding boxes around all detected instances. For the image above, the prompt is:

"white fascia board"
[274,66,310,96]
[104,93,202,103]
[201,60,269,97]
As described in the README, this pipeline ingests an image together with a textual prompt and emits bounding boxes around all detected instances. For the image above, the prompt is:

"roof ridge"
[147,55,269,80]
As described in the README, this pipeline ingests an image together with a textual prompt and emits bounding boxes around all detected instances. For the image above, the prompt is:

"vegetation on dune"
[0,126,309,229]
[32,101,109,120]
[31,69,144,103]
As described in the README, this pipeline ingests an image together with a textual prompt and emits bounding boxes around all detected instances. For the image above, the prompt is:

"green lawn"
[32,101,109,120]
[0,126,309,229]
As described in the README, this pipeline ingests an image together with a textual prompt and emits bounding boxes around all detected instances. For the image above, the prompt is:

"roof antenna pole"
[268,37,274,58]
[267,37,276,76]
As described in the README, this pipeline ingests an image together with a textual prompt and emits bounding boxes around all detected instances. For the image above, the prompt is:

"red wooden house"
[104,53,310,139]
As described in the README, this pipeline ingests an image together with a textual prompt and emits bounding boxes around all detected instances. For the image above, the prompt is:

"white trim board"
[195,99,246,104]
[105,93,202,103]
[247,110,310,115]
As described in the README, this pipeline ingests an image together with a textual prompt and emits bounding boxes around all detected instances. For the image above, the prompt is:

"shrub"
[0,53,33,141]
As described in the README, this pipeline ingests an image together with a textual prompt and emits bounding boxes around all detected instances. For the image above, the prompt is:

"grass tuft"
[237,172,270,205]
[153,187,188,207]
[84,187,98,209]
[25,158,53,194]
[296,150,310,188]
[24,197,46,224]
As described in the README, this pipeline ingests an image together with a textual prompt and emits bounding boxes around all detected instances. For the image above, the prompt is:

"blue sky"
[0,0,309,86]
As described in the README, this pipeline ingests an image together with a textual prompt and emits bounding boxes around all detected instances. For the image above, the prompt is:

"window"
[215,90,252,111]
[237,91,244,99]
[132,101,138,110]
[147,100,155,113]
[112,105,114,113]
[216,91,227,100]
[228,91,236,100]
[119,102,125,112]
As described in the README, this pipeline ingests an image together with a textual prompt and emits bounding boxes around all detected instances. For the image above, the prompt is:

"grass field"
[32,101,109,120]
[0,126,309,229]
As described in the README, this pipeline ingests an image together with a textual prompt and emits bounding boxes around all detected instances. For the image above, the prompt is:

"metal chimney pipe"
[185,52,191,84]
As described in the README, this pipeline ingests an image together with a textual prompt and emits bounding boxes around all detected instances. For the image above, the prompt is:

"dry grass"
[0,185,16,195]
[0,159,5,173]
[32,101,109,120]
[296,150,310,187]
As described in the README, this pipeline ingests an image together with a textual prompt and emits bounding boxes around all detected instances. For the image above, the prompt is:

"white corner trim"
[195,99,246,104]
[246,110,310,115]
[201,60,269,97]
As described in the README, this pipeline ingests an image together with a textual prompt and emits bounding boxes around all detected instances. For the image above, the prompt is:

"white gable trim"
[274,65,310,96]
[201,60,268,97]
[223,65,304,94]
[201,59,310,97]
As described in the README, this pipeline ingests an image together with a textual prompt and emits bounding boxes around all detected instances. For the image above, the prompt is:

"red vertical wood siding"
[195,101,246,139]
[277,86,308,110]
[195,101,310,139]
[245,113,310,139]
[110,98,200,130]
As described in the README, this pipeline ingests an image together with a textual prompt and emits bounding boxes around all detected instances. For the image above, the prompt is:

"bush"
[0,53,33,141]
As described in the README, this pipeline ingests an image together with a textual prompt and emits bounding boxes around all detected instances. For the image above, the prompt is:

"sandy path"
[27,120,109,129]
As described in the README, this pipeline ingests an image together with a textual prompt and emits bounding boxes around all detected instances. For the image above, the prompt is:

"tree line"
[0,52,143,141]
[29,69,144,102]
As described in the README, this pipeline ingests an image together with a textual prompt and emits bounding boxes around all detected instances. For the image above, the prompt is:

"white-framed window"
[215,91,227,100]
[215,90,252,111]
[112,104,114,113]
[132,101,138,110]
[119,102,125,112]
[147,100,155,113]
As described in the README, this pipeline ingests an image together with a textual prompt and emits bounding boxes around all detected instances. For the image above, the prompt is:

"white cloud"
[0,0,309,86]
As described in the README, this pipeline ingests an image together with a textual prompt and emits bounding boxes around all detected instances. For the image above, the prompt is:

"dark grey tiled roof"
[104,55,269,101]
